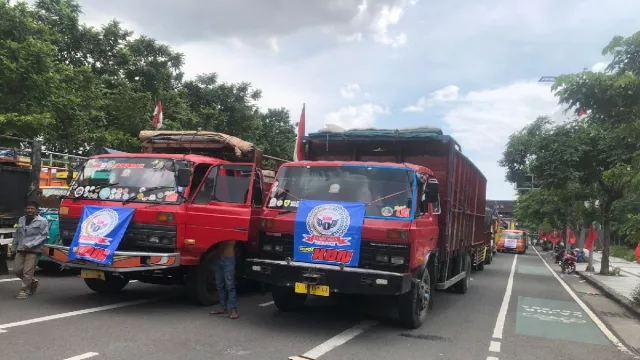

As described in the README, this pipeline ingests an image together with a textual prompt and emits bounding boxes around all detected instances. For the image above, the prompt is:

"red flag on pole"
[567,228,577,245]
[585,224,598,251]
[578,108,587,118]
[152,100,163,129]
[293,104,305,161]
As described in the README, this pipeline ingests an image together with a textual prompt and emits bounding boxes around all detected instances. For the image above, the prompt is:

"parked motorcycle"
[561,252,577,274]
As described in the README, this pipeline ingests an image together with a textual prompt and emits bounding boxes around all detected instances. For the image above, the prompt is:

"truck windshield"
[267,165,415,219]
[70,157,180,203]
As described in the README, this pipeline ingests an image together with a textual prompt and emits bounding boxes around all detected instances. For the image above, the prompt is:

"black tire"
[84,273,129,294]
[271,285,307,312]
[398,270,431,329]
[186,251,219,306]
[485,250,493,265]
[567,264,576,274]
[453,253,471,294]
[477,258,485,271]
[37,260,62,273]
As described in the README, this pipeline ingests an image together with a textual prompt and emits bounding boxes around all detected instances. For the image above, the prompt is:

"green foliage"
[0,0,295,159]
[501,30,640,274]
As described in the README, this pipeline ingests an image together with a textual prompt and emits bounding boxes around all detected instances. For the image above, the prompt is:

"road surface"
[1,249,638,360]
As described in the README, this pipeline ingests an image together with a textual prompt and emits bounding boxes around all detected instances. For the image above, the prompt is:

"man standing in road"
[209,240,239,319]
[11,201,49,299]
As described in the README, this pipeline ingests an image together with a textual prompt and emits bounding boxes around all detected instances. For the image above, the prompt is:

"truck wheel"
[398,270,430,329]
[485,251,492,265]
[476,258,485,271]
[272,285,307,312]
[186,251,218,306]
[84,273,129,294]
[453,253,471,294]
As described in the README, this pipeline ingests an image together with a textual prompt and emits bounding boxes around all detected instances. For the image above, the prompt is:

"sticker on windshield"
[291,201,299,207]
[165,192,178,202]
[269,198,277,207]
[329,184,340,193]
[122,194,130,200]
[381,207,393,217]
[394,206,410,218]
[98,188,110,200]
[149,194,157,201]
[284,200,291,207]
[276,200,283,206]
[74,187,84,197]
[137,193,144,200]
[113,163,144,169]
[106,161,116,169]
[152,160,164,169]
[270,182,278,195]
[108,194,115,200]
[156,192,164,199]
[121,169,131,177]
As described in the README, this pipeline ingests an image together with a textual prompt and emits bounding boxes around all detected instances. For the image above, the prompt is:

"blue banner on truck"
[293,200,366,267]
[68,206,134,265]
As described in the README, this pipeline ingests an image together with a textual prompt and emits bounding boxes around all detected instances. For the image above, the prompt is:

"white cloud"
[324,103,389,129]
[340,83,362,99]
[592,61,610,72]
[77,0,416,48]
[403,85,460,112]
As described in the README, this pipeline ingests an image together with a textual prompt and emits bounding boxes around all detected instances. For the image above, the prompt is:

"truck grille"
[259,231,410,273]
[59,217,177,252]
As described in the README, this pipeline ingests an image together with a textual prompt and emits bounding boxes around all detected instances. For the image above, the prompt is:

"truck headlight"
[390,256,405,265]
[375,254,389,262]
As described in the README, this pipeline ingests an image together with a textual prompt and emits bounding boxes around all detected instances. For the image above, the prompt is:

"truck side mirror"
[176,168,192,188]
[425,182,439,203]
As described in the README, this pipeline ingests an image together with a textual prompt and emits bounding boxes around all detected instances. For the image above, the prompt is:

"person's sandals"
[16,291,28,299]
[209,308,227,315]
[29,280,39,295]
[229,309,239,319]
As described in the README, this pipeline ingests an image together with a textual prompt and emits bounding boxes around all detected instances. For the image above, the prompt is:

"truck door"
[185,164,257,253]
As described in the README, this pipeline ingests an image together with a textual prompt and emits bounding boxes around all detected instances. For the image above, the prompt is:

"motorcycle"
[561,250,577,274]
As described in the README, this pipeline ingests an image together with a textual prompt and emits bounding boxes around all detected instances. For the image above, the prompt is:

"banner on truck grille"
[68,206,134,265]
[293,200,366,267]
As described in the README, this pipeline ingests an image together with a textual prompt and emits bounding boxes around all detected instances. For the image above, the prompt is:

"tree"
[0,0,296,159]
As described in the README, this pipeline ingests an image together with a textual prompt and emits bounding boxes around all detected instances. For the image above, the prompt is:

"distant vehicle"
[496,229,528,254]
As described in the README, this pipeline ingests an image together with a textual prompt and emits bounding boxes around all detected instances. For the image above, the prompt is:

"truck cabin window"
[71,157,181,203]
[193,165,253,205]
[502,232,523,240]
[267,166,415,219]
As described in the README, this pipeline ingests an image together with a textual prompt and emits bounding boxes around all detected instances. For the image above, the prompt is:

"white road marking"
[0,278,20,283]
[64,352,99,360]
[0,297,159,333]
[258,301,274,307]
[290,320,377,359]
[489,341,501,352]
[487,357,499,360]
[532,246,639,359]
[492,254,517,339]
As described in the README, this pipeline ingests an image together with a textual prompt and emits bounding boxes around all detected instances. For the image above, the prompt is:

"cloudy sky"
[74,0,640,200]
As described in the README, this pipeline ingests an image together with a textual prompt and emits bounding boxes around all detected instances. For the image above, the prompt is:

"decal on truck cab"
[293,200,366,267]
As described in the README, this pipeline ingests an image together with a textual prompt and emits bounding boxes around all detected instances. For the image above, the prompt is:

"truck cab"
[44,131,283,305]
[246,126,488,329]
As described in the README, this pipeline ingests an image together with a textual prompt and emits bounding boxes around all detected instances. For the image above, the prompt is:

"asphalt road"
[1,249,639,360]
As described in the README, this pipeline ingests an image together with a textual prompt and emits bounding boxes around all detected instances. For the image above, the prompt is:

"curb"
[576,270,640,321]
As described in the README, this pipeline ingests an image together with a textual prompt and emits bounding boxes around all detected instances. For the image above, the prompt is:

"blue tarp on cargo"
[307,126,444,141]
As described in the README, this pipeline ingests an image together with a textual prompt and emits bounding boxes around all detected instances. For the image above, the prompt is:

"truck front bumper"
[43,244,181,272]
[246,258,413,296]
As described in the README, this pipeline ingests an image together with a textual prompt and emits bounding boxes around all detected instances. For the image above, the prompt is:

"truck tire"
[84,273,129,294]
[398,270,431,329]
[186,251,218,306]
[485,250,493,265]
[453,253,471,294]
[272,285,307,312]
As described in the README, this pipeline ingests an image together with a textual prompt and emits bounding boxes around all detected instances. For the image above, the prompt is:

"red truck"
[44,131,285,305]
[246,126,488,328]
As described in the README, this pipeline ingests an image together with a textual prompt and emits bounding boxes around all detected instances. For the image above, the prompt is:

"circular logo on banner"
[306,204,351,238]
[81,208,119,237]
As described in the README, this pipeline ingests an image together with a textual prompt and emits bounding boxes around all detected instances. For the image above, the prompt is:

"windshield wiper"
[122,186,176,205]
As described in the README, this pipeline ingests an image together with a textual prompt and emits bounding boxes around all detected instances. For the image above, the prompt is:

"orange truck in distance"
[246,126,490,329]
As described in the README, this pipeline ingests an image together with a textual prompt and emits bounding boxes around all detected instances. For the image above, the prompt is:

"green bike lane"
[496,250,638,360]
